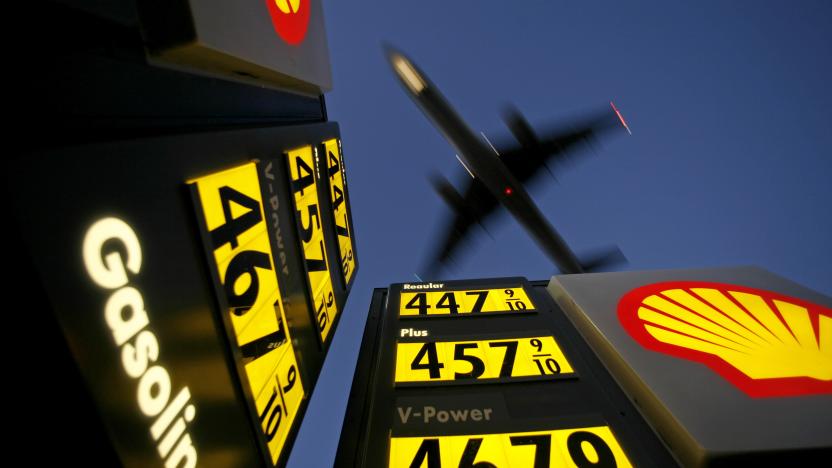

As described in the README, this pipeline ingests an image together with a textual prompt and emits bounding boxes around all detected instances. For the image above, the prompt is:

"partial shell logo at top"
[618,281,831,397]
[266,0,311,45]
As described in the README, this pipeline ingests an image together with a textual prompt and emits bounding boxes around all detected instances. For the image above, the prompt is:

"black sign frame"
[10,121,354,467]
[336,278,677,467]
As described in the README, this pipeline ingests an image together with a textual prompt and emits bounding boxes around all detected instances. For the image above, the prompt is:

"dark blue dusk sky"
[289,2,832,466]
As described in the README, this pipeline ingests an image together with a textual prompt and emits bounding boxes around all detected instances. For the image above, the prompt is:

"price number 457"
[411,338,560,380]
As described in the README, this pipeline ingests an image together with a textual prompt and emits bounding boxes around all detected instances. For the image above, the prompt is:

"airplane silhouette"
[384,44,630,278]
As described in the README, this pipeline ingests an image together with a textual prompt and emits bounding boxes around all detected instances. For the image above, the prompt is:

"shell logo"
[265,0,311,46]
[618,282,831,398]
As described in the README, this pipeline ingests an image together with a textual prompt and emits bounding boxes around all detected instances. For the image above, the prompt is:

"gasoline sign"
[337,277,675,467]
[12,121,357,467]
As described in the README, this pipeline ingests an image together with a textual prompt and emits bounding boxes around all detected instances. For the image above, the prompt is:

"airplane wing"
[496,103,630,184]
[500,175,585,273]
[501,176,626,274]
[422,104,629,278]
[422,175,498,277]
[426,169,625,277]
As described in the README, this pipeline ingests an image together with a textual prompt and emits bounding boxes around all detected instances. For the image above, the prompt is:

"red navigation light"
[504,187,513,195]
[610,101,632,135]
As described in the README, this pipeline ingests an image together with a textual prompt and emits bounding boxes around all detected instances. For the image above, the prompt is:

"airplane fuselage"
[388,50,522,203]
[387,46,585,274]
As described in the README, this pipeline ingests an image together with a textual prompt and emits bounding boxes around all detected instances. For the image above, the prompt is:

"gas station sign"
[10,0,353,465]
[549,266,832,466]
[13,122,357,467]
[340,269,831,466]
[337,278,674,467]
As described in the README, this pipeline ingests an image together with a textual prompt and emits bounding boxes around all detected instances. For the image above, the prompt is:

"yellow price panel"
[212,233,283,347]
[390,426,632,468]
[400,287,535,317]
[323,138,356,285]
[286,146,338,343]
[246,345,305,466]
[190,162,305,464]
[395,336,574,385]
[191,163,284,348]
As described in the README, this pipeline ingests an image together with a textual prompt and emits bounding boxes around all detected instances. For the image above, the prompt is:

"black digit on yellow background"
[436,292,460,314]
[259,387,283,443]
[405,293,429,315]
[510,435,551,468]
[454,343,485,379]
[210,186,261,249]
[411,342,444,379]
[223,250,271,316]
[292,156,314,194]
[567,431,616,468]
[465,291,488,313]
[283,365,297,393]
[488,341,518,378]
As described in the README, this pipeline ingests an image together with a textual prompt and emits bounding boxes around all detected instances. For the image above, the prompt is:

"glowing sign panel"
[287,146,338,342]
[390,426,631,468]
[400,287,535,317]
[395,336,574,385]
[190,162,305,464]
[618,281,832,397]
[323,138,356,285]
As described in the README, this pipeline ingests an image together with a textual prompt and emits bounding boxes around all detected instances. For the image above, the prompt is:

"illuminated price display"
[323,139,356,286]
[400,287,535,317]
[190,162,305,465]
[390,425,632,468]
[286,145,338,343]
[395,335,574,385]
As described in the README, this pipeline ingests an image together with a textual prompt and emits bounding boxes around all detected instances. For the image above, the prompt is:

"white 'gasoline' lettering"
[83,217,198,468]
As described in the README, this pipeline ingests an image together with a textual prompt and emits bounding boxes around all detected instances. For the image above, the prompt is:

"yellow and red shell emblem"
[618,282,831,397]
[265,0,311,46]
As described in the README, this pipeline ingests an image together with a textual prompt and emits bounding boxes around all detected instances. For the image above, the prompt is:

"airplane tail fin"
[578,246,627,272]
